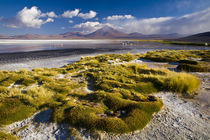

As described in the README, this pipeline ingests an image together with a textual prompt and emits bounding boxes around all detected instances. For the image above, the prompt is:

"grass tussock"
[0,52,201,133]
[0,98,36,126]
[136,40,208,46]
[0,131,18,140]
[142,50,210,72]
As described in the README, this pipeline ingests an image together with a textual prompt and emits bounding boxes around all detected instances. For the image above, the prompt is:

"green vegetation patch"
[159,40,207,46]
[0,52,201,133]
[0,98,36,126]
[0,131,18,140]
[136,40,208,46]
[142,50,210,72]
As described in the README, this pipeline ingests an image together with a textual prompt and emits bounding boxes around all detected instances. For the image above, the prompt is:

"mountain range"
[0,26,182,40]
[0,26,209,42]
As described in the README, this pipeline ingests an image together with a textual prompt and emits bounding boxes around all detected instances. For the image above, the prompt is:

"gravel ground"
[102,92,210,140]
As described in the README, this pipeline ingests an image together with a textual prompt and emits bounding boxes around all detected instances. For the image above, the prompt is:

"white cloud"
[45,11,58,18]
[78,10,97,19]
[74,21,115,34]
[6,24,19,28]
[74,21,102,33]
[105,8,210,35]
[105,15,134,20]
[1,6,56,28]
[45,18,54,23]
[62,9,80,18]
[17,6,54,28]
[68,20,73,23]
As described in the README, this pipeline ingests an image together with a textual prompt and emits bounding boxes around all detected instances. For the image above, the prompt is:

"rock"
[199,114,203,118]
[148,96,157,101]
[121,110,126,115]
[106,111,114,116]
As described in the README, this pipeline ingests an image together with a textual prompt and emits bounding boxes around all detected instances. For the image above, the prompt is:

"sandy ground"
[191,73,210,116]
[103,92,210,140]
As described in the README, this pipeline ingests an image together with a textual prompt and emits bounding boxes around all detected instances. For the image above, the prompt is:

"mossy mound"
[0,52,201,133]
[142,50,210,72]
[52,91,163,133]
[0,98,36,126]
[0,131,18,140]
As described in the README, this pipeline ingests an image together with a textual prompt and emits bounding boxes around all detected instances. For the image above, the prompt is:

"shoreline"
[0,48,129,71]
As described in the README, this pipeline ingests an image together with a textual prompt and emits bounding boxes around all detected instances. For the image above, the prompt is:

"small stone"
[148,96,157,101]
[199,114,203,118]
[106,111,114,116]
[121,110,126,115]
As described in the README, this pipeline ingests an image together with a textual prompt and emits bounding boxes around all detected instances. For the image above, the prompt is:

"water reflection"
[0,40,209,54]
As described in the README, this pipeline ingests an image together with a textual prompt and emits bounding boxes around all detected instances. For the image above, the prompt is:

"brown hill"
[175,32,210,43]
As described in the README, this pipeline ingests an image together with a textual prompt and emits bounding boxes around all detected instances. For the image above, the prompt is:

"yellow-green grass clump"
[0,53,201,134]
[136,40,208,46]
[0,98,36,126]
[142,50,210,72]
[0,131,18,140]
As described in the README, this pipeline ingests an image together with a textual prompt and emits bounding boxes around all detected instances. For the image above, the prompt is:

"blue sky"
[0,0,210,35]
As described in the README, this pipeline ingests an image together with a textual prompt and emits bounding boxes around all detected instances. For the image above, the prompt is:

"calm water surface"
[0,40,209,54]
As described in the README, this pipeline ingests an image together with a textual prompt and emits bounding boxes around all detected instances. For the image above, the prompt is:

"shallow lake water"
[0,39,209,54]
[0,40,209,70]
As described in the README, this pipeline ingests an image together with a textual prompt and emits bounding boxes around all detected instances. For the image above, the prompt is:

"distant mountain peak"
[99,25,115,31]
[129,32,143,36]
[86,26,128,38]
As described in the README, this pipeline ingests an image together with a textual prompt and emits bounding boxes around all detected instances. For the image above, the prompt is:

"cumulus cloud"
[74,21,101,33]
[61,27,65,30]
[74,8,210,35]
[104,15,134,20]
[62,9,80,18]
[45,18,54,23]
[68,20,73,23]
[78,10,97,19]
[74,21,115,34]
[16,6,52,28]
[115,17,173,34]
[1,6,56,28]
[105,8,210,34]
[45,11,58,18]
